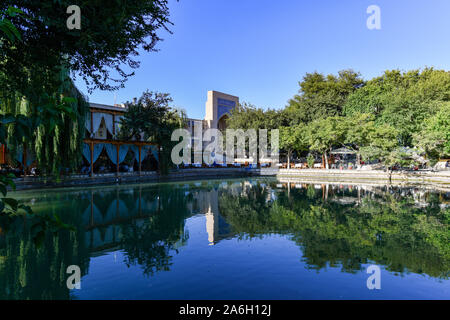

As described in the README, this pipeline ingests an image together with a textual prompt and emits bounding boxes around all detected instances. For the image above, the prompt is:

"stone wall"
[276,169,450,191]
[12,168,254,191]
[10,168,450,191]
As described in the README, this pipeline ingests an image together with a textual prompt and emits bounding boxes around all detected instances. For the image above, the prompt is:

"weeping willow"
[0,67,88,176]
[34,74,89,175]
[1,91,31,164]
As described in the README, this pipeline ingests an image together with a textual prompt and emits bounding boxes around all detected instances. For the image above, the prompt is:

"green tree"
[0,0,175,241]
[279,125,307,168]
[413,102,450,163]
[359,124,399,163]
[304,116,347,169]
[226,102,286,130]
[286,70,364,125]
[118,91,186,174]
[343,113,377,165]
[344,68,450,147]
[2,1,174,175]
[0,1,173,93]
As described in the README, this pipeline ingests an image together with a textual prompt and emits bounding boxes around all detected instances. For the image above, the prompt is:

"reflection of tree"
[0,183,195,299]
[219,184,449,278]
[120,185,191,276]
[218,185,272,238]
[0,195,90,300]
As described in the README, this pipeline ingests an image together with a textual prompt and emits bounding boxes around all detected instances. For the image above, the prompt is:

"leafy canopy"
[0,1,173,93]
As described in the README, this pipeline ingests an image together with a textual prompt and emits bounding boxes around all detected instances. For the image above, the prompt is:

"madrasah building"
[77,90,239,175]
[0,90,240,173]
[88,90,239,140]
[186,90,239,133]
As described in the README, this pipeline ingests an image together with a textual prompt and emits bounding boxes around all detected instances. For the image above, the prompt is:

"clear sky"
[74,0,450,120]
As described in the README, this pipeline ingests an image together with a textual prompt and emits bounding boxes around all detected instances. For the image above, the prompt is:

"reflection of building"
[205,191,219,245]
[83,185,236,251]
[187,187,233,245]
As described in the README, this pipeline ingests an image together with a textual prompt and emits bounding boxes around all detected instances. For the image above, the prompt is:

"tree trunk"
[324,152,329,169]
[287,150,291,169]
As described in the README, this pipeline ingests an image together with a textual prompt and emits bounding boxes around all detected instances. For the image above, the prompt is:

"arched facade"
[217,114,229,131]
[203,90,239,130]
[185,90,239,138]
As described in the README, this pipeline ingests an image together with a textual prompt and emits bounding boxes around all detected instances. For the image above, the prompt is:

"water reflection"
[219,182,449,278]
[0,179,448,299]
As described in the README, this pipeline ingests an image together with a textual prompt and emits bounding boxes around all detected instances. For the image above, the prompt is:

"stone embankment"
[12,168,255,191]
[10,168,450,191]
[276,169,450,191]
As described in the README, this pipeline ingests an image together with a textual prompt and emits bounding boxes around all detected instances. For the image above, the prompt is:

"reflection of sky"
[73,215,450,300]
[10,180,449,300]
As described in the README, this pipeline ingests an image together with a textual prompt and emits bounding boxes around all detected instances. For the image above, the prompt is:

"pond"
[1,178,449,300]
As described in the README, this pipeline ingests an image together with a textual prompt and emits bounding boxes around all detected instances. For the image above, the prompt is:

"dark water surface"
[1,178,449,299]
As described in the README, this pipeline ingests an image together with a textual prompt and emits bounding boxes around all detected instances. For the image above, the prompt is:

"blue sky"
[74,0,450,120]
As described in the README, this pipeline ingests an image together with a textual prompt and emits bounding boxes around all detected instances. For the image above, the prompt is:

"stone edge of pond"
[10,168,262,191]
[8,168,450,192]
[277,169,450,192]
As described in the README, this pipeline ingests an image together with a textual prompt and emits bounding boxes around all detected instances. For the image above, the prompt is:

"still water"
[1,178,449,299]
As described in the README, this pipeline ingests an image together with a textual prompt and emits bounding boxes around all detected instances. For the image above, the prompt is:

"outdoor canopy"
[330,147,356,155]
[85,112,115,136]
[82,143,159,165]
[15,146,35,166]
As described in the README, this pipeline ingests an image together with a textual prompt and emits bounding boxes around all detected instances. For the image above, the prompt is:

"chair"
[182,161,190,168]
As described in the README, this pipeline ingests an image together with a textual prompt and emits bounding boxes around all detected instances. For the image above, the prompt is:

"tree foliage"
[1,1,173,175]
[0,1,173,93]
[344,68,450,146]
[413,102,450,162]
[226,102,286,130]
[285,69,364,125]
[118,90,186,174]
[225,68,449,168]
